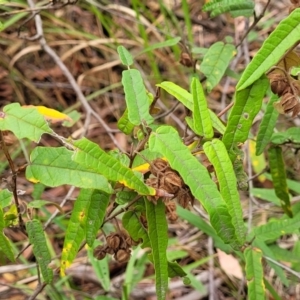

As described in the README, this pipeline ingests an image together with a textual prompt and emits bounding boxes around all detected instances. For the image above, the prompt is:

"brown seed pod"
[274,92,300,118]
[93,245,107,260]
[146,176,159,188]
[106,233,122,251]
[177,188,194,208]
[179,52,193,67]
[114,249,131,263]
[165,200,178,221]
[268,73,289,96]
[125,236,140,247]
[150,158,170,176]
[164,171,183,188]
[291,103,300,117]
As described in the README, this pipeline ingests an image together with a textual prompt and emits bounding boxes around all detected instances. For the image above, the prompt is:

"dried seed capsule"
[269,73,288,96]
[106,233,121,251]
[114,249,131,263]
[180,52,193,67]
[93,245,107,260]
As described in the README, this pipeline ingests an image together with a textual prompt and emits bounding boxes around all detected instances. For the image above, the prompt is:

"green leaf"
[290,66,300,78]
[244,247,265,300]
[122,209,150,248]
[203,0,254,18]
[0,189,12,208]
[61,189,90,276]
[0,103,52,142]
[191,76,213,138]
[200,42,236,92]
[222,76,269,153]
[268,147,292,217]
[123,246,147,297]
[176,206,232,253]
[252,215,300,241]
[149,126,236,245]
[264,279,282,300]
[137,37,181,56]
[117,46,133,66]
[254,239,289,287]
[117,108,135,135]
[256,94,279,155]
[0,206,15,262]
[87,242,110,291]
[157,81,193,110]
[157,81,226,134]
[72,138,154,196]
[168,261,187,278]
[0,232,15,262]
[26,147,113,194]
[271,127,300,145]
[203,139,245,244]
[115,190,137,205]
[145,200,168,300]
[250,188,280,206]
[86,191,110,246]
[237,8,300,90]
[26,220,53,283]
[122,69,154,126]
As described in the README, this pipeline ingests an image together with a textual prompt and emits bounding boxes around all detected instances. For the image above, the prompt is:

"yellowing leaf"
[24,105,72,123]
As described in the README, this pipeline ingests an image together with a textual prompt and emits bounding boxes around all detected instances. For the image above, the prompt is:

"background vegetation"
[1,0,300,299]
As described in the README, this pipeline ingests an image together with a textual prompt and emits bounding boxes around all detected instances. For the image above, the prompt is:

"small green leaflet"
[26,220,53,283]
[149,126,236,245]
[72,138,155,196]
[145,200,168,300]
[203,139,245,245]
[237,8,300,90]
[86,191,110,246]
[117,108,135,135]
[122,69,154,126]
[191,76,213,138]
[252,216,300,242]
[255,94,279,155]
[0,205,15,262]
[271,127,300,145]
[200,42,236,92]
[268,147,292,217]
[26,147,113,194]
[0,189,12,208]
[0,103,52,142]
[122,209,150,248]
[157,81,226,134]
[61,189,91,276]
[223,76,269,154]
[203,0,254,18]
[117,45,133,66]
[244,247,265,300]
[137,37,181,56]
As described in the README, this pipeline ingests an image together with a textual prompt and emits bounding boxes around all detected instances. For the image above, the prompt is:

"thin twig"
[217,101,234,118]
[0,131,25,231]
[104,195,142,223]
[236,0,272,48]
[26,0,123,150]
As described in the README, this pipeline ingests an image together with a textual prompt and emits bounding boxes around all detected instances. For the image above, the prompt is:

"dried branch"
[26,0,124,150]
